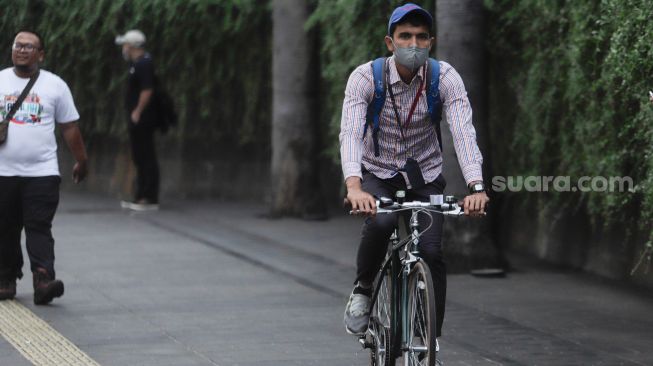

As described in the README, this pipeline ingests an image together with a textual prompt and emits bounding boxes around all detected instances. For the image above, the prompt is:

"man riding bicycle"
[340,2,490,354]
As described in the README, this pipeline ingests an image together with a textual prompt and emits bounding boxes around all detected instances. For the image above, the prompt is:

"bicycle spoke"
[377,277,389,327]
[371,271,392,366]
[409,277,427,348]
[405,263,436,366]
[380,282,390,326]
[417,288,427,340]
[410,352,424,366]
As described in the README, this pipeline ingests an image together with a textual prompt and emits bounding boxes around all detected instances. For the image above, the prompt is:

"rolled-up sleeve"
[339,64,374,180]
[439,62,484,185]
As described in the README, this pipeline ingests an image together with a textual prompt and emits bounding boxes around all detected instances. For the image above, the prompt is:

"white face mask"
[122,49,130,62]
[392,39,429,72]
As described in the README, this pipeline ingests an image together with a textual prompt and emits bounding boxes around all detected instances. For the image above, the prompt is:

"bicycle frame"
[366,209,424,361]
[357,194,465,364]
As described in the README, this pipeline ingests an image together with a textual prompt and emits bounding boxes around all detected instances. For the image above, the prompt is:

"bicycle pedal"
[358,336,373,349]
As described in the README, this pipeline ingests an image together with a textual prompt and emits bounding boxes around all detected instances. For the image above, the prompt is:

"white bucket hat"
[115,30,146,47]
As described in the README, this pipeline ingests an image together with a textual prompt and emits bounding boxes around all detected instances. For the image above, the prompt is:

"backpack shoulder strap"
[426,58,443,151]
[365,57,387,157]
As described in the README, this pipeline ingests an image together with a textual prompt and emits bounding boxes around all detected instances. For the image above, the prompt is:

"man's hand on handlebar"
[463,191,489,217]
[344,176,376,216]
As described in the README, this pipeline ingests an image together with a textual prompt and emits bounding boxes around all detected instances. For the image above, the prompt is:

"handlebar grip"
[454,199,489,216]
[343,197,380,215]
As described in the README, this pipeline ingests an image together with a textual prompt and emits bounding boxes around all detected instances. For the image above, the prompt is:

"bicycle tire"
[370,265,392,365]
[405,260,438,366]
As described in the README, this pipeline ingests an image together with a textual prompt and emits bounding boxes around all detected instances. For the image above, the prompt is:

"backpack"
[152,88,177,134]
[151,75,178,134]
[364,57,442,157]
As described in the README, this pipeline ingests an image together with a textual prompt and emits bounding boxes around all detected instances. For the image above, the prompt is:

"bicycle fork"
[364,212,422,362]
[390,228,402,360]
[400,212,421,359]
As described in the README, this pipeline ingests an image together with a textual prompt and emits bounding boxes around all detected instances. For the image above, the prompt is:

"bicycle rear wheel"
[404,260,437,366]
[369,267,392,366]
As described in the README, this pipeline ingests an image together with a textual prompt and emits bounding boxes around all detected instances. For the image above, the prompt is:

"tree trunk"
[436,0,505,272]
[270,0,324,219]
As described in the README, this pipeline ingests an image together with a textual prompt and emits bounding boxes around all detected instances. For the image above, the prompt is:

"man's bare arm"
[59,122,88,183]
[131,89,153,124]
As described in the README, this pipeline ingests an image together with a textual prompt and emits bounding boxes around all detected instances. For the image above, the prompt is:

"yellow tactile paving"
[0,300,101,366]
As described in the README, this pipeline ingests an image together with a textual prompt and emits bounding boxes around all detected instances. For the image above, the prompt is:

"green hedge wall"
[312,0,653,253]
[486,0,653,245]
[4,0,652,250]
[0,0,271,144]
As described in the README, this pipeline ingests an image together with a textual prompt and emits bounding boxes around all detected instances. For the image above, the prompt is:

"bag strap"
[426,58,442,151]
[364,58,442,155]
[364,57,387,157]
[3,70,40,124]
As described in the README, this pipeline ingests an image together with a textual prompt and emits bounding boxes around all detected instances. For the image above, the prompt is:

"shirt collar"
[388,55,426,86]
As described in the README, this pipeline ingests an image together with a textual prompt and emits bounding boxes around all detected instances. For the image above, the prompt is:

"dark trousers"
[356,171,447,336]
[129,123,159,203]
[0,176,60,280]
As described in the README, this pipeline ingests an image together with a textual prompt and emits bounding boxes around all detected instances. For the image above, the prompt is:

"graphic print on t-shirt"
[2,92,43,124]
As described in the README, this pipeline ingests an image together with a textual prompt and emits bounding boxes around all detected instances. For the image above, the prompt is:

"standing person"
[0,30,88,305]
[340,2,489,357]
[116,30,160,211]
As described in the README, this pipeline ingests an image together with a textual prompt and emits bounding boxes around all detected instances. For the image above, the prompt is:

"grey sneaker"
[343,287,371,335]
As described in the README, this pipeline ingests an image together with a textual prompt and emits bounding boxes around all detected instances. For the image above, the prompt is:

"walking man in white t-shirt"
[0,30,88,305]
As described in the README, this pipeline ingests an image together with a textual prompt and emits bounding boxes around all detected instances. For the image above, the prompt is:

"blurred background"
[1,0,651,288]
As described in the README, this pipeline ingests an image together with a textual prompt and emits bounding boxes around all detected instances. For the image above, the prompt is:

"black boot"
[33,268,64,305]
[0,278,16,300]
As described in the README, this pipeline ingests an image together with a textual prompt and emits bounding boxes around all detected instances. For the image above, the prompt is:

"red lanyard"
[387,67,424,133]
[405,79,424,129]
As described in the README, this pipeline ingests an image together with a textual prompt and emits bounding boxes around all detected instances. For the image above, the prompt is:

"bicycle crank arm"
[359,335,374,349]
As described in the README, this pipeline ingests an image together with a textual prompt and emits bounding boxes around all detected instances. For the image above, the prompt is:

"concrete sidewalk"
[1,191,652,365]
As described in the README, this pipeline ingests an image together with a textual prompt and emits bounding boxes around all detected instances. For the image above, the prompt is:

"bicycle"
[352,191,465,366]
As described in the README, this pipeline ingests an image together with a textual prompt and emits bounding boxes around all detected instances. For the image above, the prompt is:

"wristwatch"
[469,181,485,194]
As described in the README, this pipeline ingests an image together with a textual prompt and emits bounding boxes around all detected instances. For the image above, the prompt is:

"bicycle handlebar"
[347,194,466,216]
[376,201,462,215]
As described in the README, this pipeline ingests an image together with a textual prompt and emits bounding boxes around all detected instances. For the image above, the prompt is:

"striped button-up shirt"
[339,56,483,187]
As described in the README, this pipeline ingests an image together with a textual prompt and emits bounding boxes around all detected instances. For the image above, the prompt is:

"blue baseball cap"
[387,3,433,36]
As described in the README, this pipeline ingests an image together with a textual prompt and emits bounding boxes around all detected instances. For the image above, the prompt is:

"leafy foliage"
[310,0,653,256]
[4,0,652,247]
[0,0,271,144]
[485,0,653,240]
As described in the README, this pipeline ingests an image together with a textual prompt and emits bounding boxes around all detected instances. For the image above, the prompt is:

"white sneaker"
[121,200,159,211]
[129,202,159,211]
[343,287,371,335]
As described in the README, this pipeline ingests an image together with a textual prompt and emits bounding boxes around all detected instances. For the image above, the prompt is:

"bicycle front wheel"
[369,266,392,366]
[404,260,437,366]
